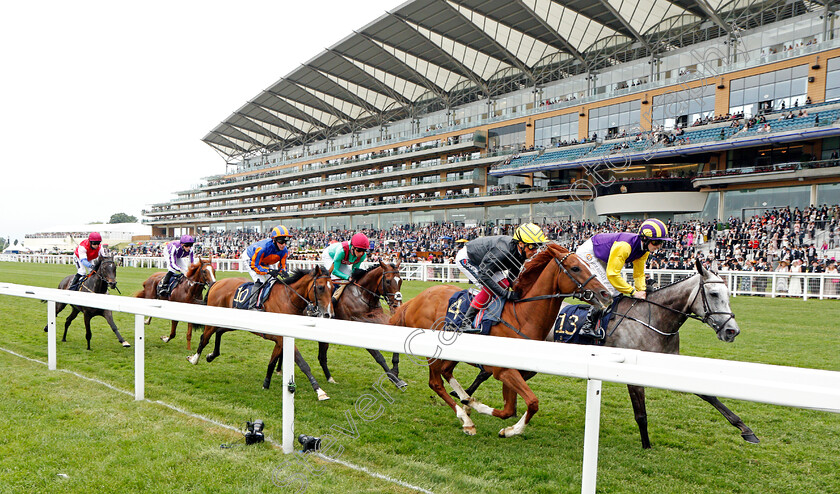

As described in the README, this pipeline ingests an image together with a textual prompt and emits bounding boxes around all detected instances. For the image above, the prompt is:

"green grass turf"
[0,261,838,493]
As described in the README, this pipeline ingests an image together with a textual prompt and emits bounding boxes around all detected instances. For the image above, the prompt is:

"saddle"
[232,278,276,310]
[444,290,504,335]
[158,273,184,298]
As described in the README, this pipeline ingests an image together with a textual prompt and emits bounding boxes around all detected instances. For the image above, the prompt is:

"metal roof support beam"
[265,90,332,129]
[248,104,309,135]
[234,113,289,142]
[693,0,734,35]
[301,64,383,119]
[511,0,587,65]
[354,31,449,104]
[595,0,655,55]
[389,12,490,96]
[285,81,355,125]
[325,48,413,107]
[436,0,536,85]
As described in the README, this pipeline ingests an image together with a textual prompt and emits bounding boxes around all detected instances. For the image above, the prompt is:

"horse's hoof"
[187,354,199,365]
[327,377,337,384]
[499,428,508,438]
[122,342,131,348]
[316,389,330,401]
[160,336,170,343]
[262,382,271,390]
[463,426,476,436]
[394,379,408,390]
[742,432,760,444]
[206,354,216,363]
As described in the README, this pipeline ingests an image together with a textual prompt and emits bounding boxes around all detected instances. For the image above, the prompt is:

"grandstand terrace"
[144,0,840,235]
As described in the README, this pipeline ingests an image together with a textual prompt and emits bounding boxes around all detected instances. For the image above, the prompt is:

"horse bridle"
[515,253,601,304]
[500,252,603,340]
[275,272,333,317]
[612,275,736,337]
[83,259,119,293]
[351,268,403,310]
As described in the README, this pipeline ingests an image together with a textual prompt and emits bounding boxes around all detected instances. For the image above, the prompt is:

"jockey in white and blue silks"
[70,232,103,291]
[159,234,195,298]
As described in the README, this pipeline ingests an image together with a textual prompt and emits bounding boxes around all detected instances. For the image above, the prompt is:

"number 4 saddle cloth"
[444,289,505,335]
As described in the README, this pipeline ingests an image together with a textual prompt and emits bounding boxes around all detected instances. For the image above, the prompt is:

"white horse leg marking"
[187,353,200,365]
[499,412,529,438]
[467,397,495,416]
[316,388,330,401]
[456,405,476,435]
[447,377,469,400]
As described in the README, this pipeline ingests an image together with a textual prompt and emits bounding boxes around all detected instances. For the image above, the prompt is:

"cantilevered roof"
[204,0,797,158]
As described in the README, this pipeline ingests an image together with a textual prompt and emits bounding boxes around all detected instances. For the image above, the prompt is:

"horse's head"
[198,257,216,289]
[545,244,611,310]
[691,259,740,342]
[378,259,403,309]
[94,254,118,290]
[308,265,334,319]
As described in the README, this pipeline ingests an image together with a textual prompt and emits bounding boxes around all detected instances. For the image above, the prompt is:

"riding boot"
[69,274,83,291]
[159,271,173,298]
[251,280,264,310]
[458,305,481,333]
[578,307,605,339]
[333,283,347,302]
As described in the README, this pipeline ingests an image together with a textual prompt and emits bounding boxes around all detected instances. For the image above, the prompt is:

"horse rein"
[612,276,736,337]
[351,268,402,310]
[274,272,332,316]
[81,259,119,294]
[501,252,601,340]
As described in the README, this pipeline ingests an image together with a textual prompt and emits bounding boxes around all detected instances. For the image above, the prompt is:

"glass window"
[722,186,810,219]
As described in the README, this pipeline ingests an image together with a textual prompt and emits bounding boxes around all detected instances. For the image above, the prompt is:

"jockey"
[158,234,195,298]
[454,223,548,332]
[575,218,670,337]
[70,232,104,291]
[321,232,369,299]
[241,225,291,308]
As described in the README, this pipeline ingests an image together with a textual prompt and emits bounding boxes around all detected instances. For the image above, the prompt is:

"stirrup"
[577,322,605,339]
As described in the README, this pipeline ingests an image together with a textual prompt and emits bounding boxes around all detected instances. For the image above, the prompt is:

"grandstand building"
[144,0,840,236]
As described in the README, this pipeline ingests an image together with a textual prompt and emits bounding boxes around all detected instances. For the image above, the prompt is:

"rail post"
[135,315,144,400]
[581,379,603,494]
[47,300,57,371]
[282,335,295,454]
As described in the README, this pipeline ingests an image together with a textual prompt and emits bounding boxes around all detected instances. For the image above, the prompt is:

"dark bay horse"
[134,258,216,350]
[315,260,407,389]
[390,243,612,436]
[461,259,755,448]
[42,253,130,349]
[187,266,335,400]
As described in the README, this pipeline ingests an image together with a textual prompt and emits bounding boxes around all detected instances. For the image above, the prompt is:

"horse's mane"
[649,274,694,292]
[351,264,379,282]
[186,262,202,278]
[283,268,312,285]
[514,243,569,295]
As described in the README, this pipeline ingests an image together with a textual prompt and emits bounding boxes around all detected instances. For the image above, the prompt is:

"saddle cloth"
[444,290,504,335]
[552,297,621,345]
[232,278,277,310]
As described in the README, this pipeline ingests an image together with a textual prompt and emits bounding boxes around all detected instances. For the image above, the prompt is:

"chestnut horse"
[187,266,335,400]
[315,260,406,389]
[42,253,130,349]
[390,243,612,437]
[134,258,216,350]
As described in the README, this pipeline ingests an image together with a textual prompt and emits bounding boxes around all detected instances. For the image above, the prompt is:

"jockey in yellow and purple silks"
[574,218,670,336]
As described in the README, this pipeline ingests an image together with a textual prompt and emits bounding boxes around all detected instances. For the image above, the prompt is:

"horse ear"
[379,259,387,269]
[695,258,707,276]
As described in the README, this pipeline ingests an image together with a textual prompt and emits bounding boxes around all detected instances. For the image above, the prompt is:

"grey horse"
[460,259,757,448]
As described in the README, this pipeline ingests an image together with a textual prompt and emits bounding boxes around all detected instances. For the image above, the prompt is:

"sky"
[0,0,404,243]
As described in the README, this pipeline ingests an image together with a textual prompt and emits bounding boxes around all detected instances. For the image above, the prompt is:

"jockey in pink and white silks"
[158,234,196,298]
[70,232,104,291]
[574,218,670,336]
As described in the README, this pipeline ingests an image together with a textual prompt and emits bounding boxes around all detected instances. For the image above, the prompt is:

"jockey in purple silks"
[159,234,195,298]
